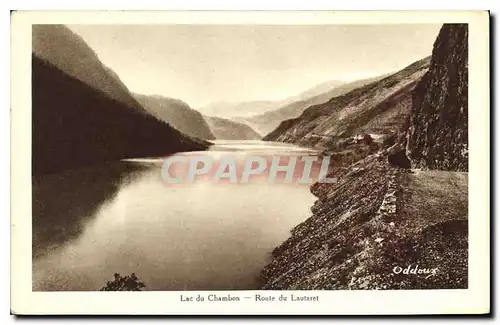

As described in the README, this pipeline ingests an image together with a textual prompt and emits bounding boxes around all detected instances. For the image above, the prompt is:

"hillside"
[203,116,261,140]
[32,55,207,175]
[33,25,142,110]
[244,76,385,135]
[264,57,430,149]
[134,94,216,140]
[32,24,209,175]
[261,24,468,290]
[262,155,467,289]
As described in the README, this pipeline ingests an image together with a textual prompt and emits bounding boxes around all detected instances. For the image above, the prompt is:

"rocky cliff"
[261,24,468,290]
[405,24,468,171]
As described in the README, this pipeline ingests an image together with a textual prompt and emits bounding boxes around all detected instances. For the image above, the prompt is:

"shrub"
[363,134,374,145]
[100,273,146,291]
[382,133,396,147]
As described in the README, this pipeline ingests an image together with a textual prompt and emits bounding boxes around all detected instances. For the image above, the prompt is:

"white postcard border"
[10,10,490,315]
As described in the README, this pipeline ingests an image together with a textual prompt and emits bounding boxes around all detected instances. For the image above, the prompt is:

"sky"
[68,24,442,110]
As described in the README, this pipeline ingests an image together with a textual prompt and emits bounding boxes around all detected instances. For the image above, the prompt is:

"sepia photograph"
[10,10,490,315]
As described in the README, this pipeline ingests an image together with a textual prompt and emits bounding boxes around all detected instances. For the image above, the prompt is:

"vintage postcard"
[10,11,490,315]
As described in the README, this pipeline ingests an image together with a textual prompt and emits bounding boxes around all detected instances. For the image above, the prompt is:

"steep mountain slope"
[134,94,216,140]
[405,24,468,171]
[261,24,468,290]
[243,76,385,135]
[264,58,430,149]
[33,24,141,110]
[262,155,467,289]
[32,24,208,175]
[32,55,207,175]
[204,116,261,140]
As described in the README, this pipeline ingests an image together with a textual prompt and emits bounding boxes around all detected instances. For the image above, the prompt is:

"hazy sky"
[68,24,442,109]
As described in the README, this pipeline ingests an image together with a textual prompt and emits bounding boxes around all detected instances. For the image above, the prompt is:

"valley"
[30,22,469,291]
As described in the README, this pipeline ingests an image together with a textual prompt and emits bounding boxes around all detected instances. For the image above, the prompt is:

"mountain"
[133,94,216,140]
[200,80,346,119]
[133,93,261,140]
[260,24,468,290]
[32,55,208,175]
[200,100,283,119]
[33,25,142,110]
[294,80,348,100]
[203,116,261,140]
[243,76,386,135]
[263,57,431,150]
[404,24,468,171]
[32,25,208,175]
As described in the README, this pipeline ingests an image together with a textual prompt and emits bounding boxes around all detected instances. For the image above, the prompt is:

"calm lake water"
[32,140,318,291]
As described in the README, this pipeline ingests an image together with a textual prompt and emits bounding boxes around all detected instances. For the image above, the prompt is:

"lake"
[32,140,317,291]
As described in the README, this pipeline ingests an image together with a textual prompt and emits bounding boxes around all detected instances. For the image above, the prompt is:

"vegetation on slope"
[134,94,216,140]
[32,56,207,175]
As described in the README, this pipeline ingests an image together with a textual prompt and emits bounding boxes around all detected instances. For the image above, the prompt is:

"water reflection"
[32,162,148,259]
[32,141,316,291]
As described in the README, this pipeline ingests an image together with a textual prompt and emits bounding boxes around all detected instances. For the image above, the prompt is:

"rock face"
[204,116,261,140]
[405,24,468,171]
[134,94,216,140]
[260,24,468,290]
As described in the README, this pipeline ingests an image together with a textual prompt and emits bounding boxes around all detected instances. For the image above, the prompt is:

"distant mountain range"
[203,115,261,140]
[405,24,468,171]
[200,80,346,119]
[133,94,263,141]
[159,74,390,140]
[201,100,285,119]
[32,25,208,175]
[240,76,387,135]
